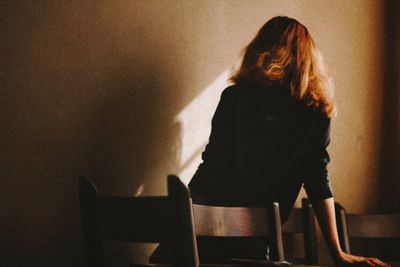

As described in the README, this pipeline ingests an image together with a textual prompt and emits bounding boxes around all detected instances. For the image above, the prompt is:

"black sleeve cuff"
[304,178,333,203]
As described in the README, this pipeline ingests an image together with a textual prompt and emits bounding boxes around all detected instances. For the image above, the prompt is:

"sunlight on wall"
[176,69,231,184]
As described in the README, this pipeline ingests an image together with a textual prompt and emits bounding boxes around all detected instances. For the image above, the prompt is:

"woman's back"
[189,83,332,222]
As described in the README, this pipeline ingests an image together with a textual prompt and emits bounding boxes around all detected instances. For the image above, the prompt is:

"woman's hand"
[335,251,389,267]
[311,198,389,267]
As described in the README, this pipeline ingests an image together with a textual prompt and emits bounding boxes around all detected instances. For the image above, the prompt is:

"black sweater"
[188,84,332,222]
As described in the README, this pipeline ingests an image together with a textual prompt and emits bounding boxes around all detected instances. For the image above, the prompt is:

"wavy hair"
[231,16,334,117]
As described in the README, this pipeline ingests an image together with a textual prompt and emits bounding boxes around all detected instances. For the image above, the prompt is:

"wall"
[0,0,390,266]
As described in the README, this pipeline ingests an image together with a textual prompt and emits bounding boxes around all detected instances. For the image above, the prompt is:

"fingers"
[366,259,377,267]
[372,257,388,267]
[367,257,389,267]
[337,253,389,267]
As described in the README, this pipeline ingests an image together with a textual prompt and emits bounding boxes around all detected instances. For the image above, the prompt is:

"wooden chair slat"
[193,205,270,237]
[191,202,284,262]
[335,202,400,259]
[347,214,400,238]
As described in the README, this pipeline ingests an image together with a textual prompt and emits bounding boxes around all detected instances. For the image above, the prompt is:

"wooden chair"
[335,203,400,261]
[282,199,318,265]
[79,176,198,267]
[150,176,319,267]
[192,200,285,265]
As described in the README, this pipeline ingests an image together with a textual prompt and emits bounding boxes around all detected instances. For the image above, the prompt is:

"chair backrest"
[335,202,400,257]
[281,198,318,265]
[79,176,198,267]
[167,175,200,267]
[192,201,285,262]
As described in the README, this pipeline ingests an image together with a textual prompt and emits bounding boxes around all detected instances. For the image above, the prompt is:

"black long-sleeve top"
[188,83,333,222]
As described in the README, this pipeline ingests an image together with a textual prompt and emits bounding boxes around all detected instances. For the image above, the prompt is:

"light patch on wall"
[134,184,145,197]
[176,69,231,184]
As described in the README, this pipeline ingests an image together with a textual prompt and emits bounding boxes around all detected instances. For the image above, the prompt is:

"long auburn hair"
[231,16,334,117]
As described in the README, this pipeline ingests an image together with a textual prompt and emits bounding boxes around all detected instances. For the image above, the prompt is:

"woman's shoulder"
[221,84,241,96]
[221,83,260,99]
[220,84,263,110]
[219,84,248,104]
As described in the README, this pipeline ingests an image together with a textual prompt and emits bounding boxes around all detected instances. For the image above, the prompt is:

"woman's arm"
[312,197,388,267]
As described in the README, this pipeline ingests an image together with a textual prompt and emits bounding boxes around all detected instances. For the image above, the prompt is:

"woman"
[188,16,387,267]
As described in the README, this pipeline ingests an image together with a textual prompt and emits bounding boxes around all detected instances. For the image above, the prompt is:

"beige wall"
[1,0,391,266]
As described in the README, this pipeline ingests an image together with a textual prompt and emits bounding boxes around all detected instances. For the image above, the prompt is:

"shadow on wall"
[82,60,183,197]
